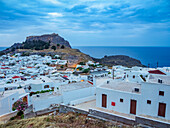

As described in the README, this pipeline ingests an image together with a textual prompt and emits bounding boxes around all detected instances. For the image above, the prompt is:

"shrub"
[17,111,24,116]
[79,62,85,65]
[46,63,50,66]
[23,40,50,50]
[46,117,50,122]
[21,114,24,119]
[13,100,28,112]
[77,67,83,70]
[51,46,56,51]
[61,45,65,49]
[12,107,16,111]
[10,117,15,120]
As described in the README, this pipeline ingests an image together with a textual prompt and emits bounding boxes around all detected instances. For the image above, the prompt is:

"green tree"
[82,68,90,73]
[61,45,65,49]
[77,67,83,70]
[79,62,85,65]
[51,46,56,51]
[57,44,60,48]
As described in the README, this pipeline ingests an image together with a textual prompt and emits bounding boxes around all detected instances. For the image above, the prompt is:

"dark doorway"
[158,103,166,117]
[130,99,137,115]
[102,94,107,108]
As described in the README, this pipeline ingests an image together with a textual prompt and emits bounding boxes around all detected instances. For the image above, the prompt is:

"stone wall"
[59,105,88,115]
[89,109,136,125]
[136,116,170,128]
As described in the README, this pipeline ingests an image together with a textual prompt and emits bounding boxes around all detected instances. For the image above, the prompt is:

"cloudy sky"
[0,0,170,47]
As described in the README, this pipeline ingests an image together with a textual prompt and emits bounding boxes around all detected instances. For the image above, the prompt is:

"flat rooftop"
[0,88,27,99]
[32,92,61,101]
[148,75,170,85]
[60,81,93,92]
[99,80,141,94]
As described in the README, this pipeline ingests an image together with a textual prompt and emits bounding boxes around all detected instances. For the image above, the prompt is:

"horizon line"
[1,45,170,47]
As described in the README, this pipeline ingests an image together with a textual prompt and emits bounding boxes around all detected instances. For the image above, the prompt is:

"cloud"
[48,12,63,17]
[41,0,62,5]
[0,0,170,46]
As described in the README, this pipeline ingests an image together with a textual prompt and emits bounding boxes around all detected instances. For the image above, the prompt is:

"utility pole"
[113,69,115,80]
[148,63,150,68]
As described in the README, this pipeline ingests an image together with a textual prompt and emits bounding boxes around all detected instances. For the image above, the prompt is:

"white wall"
[96,87,140,115]
[0,92,20,115]
[139,83,170,120]
[31,84,42,92]
[63,87,95,104]
[32,96,62,112]
[32,87,95,112]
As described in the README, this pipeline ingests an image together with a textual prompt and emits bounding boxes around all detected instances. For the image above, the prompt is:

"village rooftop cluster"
[0,53,170,126]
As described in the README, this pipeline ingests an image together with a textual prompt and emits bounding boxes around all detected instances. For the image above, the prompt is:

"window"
[44,85,49,88]
[133,75,135,79]
[120,98,123,102]
[147,100,151,104]
[158,79,162,83]
[159,91,164,96]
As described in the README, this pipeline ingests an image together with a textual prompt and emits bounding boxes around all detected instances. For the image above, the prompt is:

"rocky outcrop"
[93,55,145,67]
[26,33,71,48]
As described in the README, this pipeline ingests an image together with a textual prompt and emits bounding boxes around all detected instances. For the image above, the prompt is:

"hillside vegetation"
[0,112,120,128]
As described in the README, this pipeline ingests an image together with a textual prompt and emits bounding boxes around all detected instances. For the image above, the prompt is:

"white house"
[25,76,54,92]
[57,60,67,65]
[31,81,95,111]
[96,75,170,120]
[0,88,30,116]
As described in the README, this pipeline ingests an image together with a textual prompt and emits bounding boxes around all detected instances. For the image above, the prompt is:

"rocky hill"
[93,55,145,67]
[26,33,71,48]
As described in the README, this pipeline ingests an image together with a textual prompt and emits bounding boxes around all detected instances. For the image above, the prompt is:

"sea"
[73,46,170,68]
[0,46,170,68]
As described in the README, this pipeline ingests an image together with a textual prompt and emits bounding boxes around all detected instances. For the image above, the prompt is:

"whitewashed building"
[0,88,30,116]
[96,75,170,120]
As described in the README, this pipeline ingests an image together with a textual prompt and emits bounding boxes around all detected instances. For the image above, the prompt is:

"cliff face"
[26,33,71,48]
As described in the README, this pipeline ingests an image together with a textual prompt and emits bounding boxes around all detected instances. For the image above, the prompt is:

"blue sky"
[0,0,170,46]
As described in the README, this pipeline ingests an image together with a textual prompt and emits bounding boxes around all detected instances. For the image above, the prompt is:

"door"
[158,103,166,117]
[130,100,137,115]
[102,94,107,108]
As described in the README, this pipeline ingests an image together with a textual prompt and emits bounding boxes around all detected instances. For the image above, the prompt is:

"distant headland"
[0,33,145,67]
